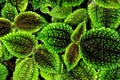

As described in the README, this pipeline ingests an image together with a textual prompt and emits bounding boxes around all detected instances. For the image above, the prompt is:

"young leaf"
[14,11,47,33]
[64,43,81,71]
[34,47,61,73]
[64,8,88,26]
[62,59,97,80]
[1,32,37,58]
[37,23,73,53]
[93,0,120,8]
[0,63,9,80]
[13,58,39,80]
[1,2,18,21]
[0,18,11,37]
[88,3,120,29]
[80,28,120,68]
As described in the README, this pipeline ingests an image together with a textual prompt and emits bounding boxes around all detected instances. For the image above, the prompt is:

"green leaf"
[0,42,2,58]
[64,43,81,71]
[37,23,73,53]
[0,0,5,4]
[64,8,88,26]
[14,11,48,33]
[1,2,18,21]
[62,59,97,80]
[49,6,72,19]
[34,47,61,73]
[1,32,37,58]
[13,58,39,80]
[93,0,120,8]
[45,0,61,7]
[0,18,11,37]
[8,0,28,12]
[80,28,120,68]
[88,3,120,29]
[0,63,9,80]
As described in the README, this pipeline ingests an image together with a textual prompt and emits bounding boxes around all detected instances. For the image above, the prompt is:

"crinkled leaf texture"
[64,43,81,71]
[13,58,39,80]
[34,47,61,73]
[1,2,18,21]
[37,23,73,53]
[88,3,120,29]
[1,32,37,58]
[0,63,8,80]
[0,18,11,37]
[80,28,120,68]
[14,11,47,33]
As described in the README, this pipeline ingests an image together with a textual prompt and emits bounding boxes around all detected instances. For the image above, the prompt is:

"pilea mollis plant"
[0,0,120,80]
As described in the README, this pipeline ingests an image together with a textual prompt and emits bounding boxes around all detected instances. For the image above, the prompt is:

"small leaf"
[1,2,18,21]
[0,63,9,80]
[1,32,37,58]
[0,18,11,37]
[80,28,120,68]
[34,47,61,73]
[45,0,61,7]
[14,11,47,33]
[37,23,73,53]
[64,43,81,71]
[88,3,120,29]
[13,58,39,80]
[32,0,44,10]
[64,8,88,26]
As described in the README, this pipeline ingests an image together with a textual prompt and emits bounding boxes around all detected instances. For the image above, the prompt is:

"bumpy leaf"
[80,28,120,68]
[34,47,61,73]
[88,3,120,29]
[49,6,72,19]
[0,18,11,37]
[93,0,120,8]
[37,23,73,53]
[13,58,39,80]
[62,0,84,7]
[1,2,18,21]
[45,0,61,7]
[14,11,47,33]
[8,0,28,12]
[32,0,45,10]
[64,8,88,26]
[64,43,81,71]
[1,32,37,58]
[98,66,120,80]
[0,63,9,80]
[62,59,97,80]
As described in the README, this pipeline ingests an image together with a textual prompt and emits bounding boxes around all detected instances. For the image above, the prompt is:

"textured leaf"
[8,0,28,12]
[98,66,120,80]
[45,0,61,7]
[64,43,81,71]
[62,0,84,7]
[62,59,97,80]
[0,63,8,80]
[37,23,73,53]
[14,11,47,33]
[49,6,72,19]
[13,58,39,80]
[88,3,120,29]
[71,21,87,42]
[80,28,120,68]
[0,18,11,37]
[1,32,37,58]
[32,0,45,10]
[93,0,120,8]
[64,8,88,26]
[34,47,61,73]
[1,2,18,21]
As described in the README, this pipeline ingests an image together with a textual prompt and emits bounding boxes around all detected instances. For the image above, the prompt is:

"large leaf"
[1,2,18,21]
[80,28,120,68]
[14,11,48,33]
[13,58,39,80]
[0,63,9,80]
[37,23,73,53]
[34,47,61,73]
[88,3,120,29]
[1,32,37,58]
